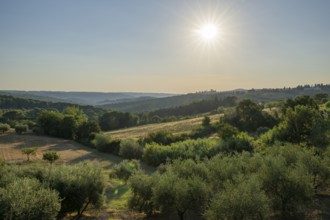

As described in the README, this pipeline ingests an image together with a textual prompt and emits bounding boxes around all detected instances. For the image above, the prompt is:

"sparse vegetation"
[21,147,37,161]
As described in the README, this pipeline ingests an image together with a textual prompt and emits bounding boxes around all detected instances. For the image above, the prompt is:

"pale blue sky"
[1,0,329,93]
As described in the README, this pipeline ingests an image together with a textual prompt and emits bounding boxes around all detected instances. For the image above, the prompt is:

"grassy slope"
[106,114,222,140]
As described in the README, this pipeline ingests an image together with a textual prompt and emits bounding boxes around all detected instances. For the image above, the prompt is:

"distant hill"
[0,91,175,106]
[0,95,105,120]
[100,84,330,113]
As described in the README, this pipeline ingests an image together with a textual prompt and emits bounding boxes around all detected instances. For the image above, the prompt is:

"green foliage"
[219,132,254,154]
[152,163,209,220]
[148,96,238,118]
[141,130,185,146]
[260,154,314,217]
[0,123,10,134]
[111,160,140,182]
[223,99,277,132]
[128,170,156,216]
[205,175,269,220]
[21,147,37,161]
[2,110,25,121]
[15,124,28,134]
[143,139,218,166]
[37,108,100,141]
[326,100,330,109]
[99,111,138,131]
[217,123,239,140]
[273,105,329,147]
[91,133,121,154]
[0,95,106,120]
[283,95,319,113]
[37,110,63,136]
[0,162,106,219]
[119,139,143,159]
[0,177,61,220]
[202,115,211,127]
[77,120,101,140]
[49,162,105,217]
[129,145,329,219]
[314,93,329,104]
[42,151,60,164]
[256,126,270,136]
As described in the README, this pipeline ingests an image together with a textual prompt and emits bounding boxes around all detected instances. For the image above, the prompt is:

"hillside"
[0,95,106,119]
[106,114,222,140]
[0,131,122,166]
[1,90,175,106]
[100,84,330,113]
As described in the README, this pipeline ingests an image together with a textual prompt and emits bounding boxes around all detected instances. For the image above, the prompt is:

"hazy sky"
[1,0,329,93]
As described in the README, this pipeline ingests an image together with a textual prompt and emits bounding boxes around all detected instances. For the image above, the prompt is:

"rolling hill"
[0,90,175,106]
[99,84,330,113]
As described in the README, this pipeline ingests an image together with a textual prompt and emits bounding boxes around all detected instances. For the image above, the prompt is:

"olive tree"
[21,147,37,161]
[50,162,105,218]
[0,177,60,220]
[43,151,60,165]
[205,175,269,220]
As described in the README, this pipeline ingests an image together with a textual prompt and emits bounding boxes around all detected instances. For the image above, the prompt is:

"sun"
[198,23,219,42]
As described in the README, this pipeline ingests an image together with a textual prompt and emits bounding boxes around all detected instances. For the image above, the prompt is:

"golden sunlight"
[199,23,219,41]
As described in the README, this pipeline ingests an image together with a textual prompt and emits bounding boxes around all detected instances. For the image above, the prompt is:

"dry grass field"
[0,131,123,167]
[106,114,222,140]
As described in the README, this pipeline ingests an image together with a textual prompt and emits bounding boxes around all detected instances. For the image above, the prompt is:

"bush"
[20,120,36,130]
[141,130,180,146]
[21,147,37,161]
[119,139,143,159]
[256,126,270,136]
[217,123,239,140]
[43,151,60,164]
[143,139,218,166]
[15,124,28,134]
[50,162,105,217]
[219,132,254,154]
[260,155,314,217]
[152,165,209,219]
[0,177,61,220]
[91,133,121,154]
[0,123,10,134]
[205,175,269,220]
[128,171,156,216]
[111,160,140,182]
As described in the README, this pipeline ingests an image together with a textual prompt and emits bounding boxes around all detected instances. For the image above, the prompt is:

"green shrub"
[217,123,239,140]
[205,175,269,220]
[43,151,60,164]
[260,155,314,217]
[0,123,10,134]
[219,132,254,153]
[128,171,156,216]
[91,133,121,154]
[15,124,28,134]
[141,130,179,145]
[0,178,61,220]
[143,139,218,166]
[111,160,140,182]
[119,139,143,159]
[21,147,37,161]
[50,162,105,217]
